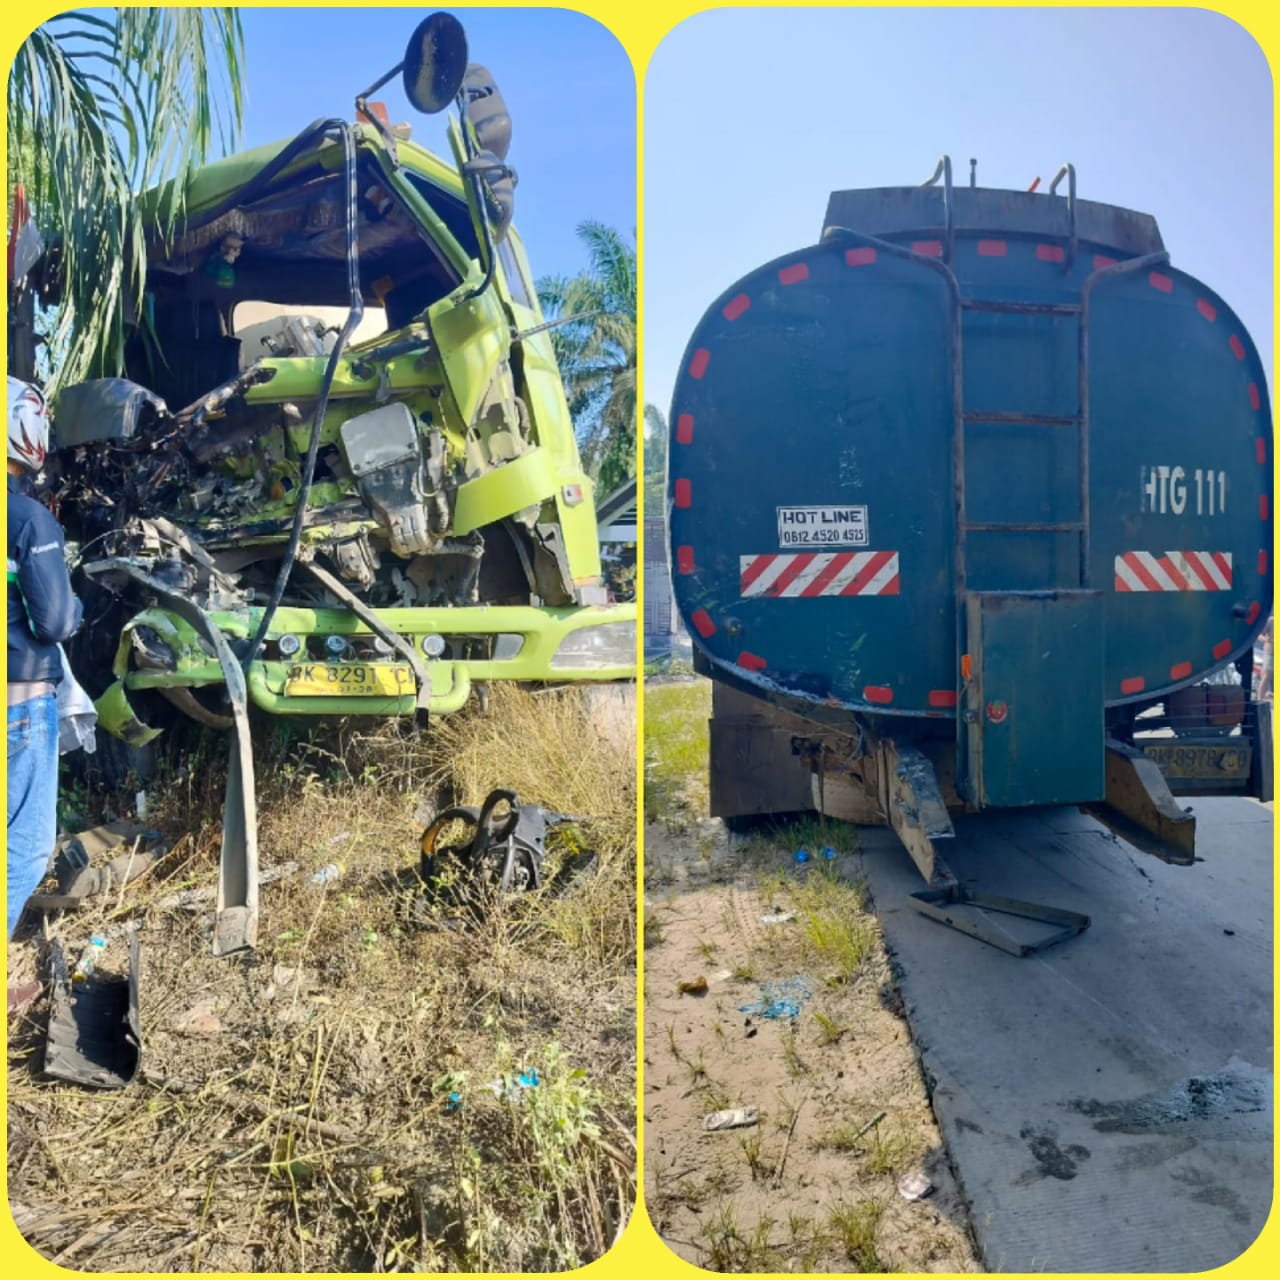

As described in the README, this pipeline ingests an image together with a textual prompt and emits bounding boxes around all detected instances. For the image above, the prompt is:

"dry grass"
[7,685,636,1272]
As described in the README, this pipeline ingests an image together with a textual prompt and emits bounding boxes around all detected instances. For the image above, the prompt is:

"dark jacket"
[7,473,82,683]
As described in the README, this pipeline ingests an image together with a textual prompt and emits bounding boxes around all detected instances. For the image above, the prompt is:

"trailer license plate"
[1142,742,1252,781]
[776,505,869,547]
[284,663,414,697]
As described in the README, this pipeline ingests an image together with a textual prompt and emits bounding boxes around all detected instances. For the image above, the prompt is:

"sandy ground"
[643,818,979,1272]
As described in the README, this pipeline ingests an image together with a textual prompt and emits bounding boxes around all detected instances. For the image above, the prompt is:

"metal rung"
[963,411,1081,427]
[962,521,1084,533]
[960,299,1082,316]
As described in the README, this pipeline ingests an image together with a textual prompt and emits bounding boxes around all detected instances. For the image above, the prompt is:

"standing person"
[7,376,81,954]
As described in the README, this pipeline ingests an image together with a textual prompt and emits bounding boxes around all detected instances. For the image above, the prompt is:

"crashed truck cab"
[42,14,633,750]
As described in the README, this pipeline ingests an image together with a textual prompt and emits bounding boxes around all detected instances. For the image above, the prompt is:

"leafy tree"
[537,221,636,495]
[7,9,245,391]
[643,403,667,517]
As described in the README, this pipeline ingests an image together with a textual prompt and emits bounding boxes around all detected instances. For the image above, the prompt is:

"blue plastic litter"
[515,1069,540,1089]
[794,849,811,864]
[821,846,837,861]
[738,977,814,1020]
[445,1092,462,1113]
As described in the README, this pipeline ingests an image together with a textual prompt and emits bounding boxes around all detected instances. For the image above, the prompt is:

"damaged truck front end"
[42,14,633,750]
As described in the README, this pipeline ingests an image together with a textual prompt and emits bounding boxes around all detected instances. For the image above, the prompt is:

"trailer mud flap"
[1083,738,1196,866]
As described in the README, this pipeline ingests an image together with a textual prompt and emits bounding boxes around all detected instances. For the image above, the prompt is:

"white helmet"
[8,376,50,471]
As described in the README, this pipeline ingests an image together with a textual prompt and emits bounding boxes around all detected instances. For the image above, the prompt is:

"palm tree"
[537,221,636,494]
[8,9,246,392]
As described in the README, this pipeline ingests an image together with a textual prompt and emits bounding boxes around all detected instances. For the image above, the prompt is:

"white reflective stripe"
[1164,551,1201,589]
[1114,556,1145,590]
[6,558,17,574]
[1198,552,1232,591]
[826,552,874,594]
[1135,552,1178,591]
[741,555,791,598]
[778,553,835,597]
[861,554,900,595]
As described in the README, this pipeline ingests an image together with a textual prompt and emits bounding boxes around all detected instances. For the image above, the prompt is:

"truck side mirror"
[402,12,468,115]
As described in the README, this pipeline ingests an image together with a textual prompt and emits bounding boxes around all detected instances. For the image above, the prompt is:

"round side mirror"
[402,12,468,115]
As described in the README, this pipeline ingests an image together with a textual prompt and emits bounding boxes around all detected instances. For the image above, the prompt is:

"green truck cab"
[44,13,634,747]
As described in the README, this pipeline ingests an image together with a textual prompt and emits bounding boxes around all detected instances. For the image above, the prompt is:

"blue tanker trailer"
[668,156,1272,926]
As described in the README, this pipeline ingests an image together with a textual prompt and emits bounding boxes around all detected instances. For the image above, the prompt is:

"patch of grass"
[643,678,711,822]
[699,1204,780,1270]
[12,685,635,1273]
[828,1198,887,1270]
[791,874,877,982]
[813,1010,846,1044]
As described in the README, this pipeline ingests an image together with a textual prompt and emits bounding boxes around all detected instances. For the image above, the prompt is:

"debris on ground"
[898,1170,935,1201]
[737,976,814,1020]
[704,1106,759,1132]
[678,976,709,995]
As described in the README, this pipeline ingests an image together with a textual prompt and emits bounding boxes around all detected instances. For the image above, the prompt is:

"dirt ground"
[6,685,636,1273]
[642,680,979,1272]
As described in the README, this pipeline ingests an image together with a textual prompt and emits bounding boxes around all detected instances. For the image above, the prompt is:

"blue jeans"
[7,693,58,939]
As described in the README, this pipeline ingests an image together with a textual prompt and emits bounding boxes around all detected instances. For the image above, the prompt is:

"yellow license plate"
[283,662,415,697]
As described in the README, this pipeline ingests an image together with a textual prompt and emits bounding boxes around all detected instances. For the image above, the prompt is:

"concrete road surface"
[859,798,1272,1272]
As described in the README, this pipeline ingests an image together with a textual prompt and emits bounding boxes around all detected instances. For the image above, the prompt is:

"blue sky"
[233,7,635,282]
[644,6,1274,420]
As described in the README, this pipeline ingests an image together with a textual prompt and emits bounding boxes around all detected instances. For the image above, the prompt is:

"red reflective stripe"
[1259,549,1269,575]
[1257,438,1267,465]
[1261,496,1269,521]
[1170,662,1193,680]
[977,239,1007,257]
[1149,272,1173,293]
[763,553,816,597]
[739,555,775,593]
[803,552,854,597]
[1115,575,1132,592]
[723,293,750,322]
[689,348,710,379]
[676,413,694,444]
[1229,335,1246,361]
[1197,298,1217,322]
[1093,254,1117,269]
[1127,554,1166,593]
[674,478,691,508]
[738,651,767,672]
[1158,556,1189,591]
[839,550,895,596]
[879,574,901,596]
[864,685,893,705]
[1249,383,1261,411]
[912,240,943,257]
[778,263,809,285]
[691,609,716,638]
[676,545,695,574]
[1247,602,1261,626]
[1182,553,1219,592]
[845,247,876,266]
[929,690,958,708]
[1121,676,1146,695]
[1213,639,1232,660]
[1036,244,1065,262]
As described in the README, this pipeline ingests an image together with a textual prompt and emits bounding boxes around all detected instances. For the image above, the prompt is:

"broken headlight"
[549,621,635,672]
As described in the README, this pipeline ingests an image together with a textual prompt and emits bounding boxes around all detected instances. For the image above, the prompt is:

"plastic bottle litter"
[704,1106,759,1132]
[72,934,108,982]
[309,863,343,886]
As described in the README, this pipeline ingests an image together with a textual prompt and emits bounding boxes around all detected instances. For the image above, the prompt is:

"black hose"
[239,121,364,672]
